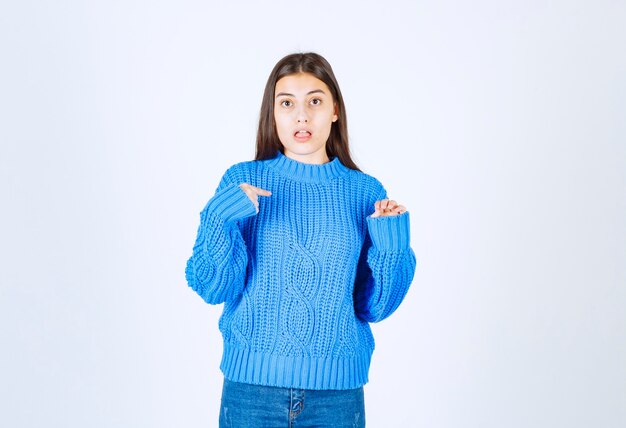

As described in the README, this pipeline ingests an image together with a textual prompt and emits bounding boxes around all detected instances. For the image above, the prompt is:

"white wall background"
[1,1,624,427]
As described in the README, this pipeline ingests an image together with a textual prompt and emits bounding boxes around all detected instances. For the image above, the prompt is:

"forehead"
[275,73,331,95]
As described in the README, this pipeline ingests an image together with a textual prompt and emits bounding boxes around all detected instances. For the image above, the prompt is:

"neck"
[283,150,330,165]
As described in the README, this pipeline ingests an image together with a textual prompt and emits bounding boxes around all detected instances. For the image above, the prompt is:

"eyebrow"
[275,89,326,98]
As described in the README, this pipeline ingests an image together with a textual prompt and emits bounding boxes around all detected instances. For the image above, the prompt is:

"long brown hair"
[255,52,361,172]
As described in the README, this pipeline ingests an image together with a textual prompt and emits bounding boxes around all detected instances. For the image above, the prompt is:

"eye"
[279,99,293,107]
[310,98,322,106]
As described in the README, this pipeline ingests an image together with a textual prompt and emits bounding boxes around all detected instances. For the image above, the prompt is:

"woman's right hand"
[239,183,272,213]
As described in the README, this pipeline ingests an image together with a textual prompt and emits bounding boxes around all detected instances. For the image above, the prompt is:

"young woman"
[185,52,417,427]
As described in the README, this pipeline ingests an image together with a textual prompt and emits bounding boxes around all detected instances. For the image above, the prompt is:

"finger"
[254,187,272,196]
[387,200,398,209]
[243,184,272,196]
[247,185,271,196]
[239,184,259,207]
[239,183,252,197]
[371,200,381,217]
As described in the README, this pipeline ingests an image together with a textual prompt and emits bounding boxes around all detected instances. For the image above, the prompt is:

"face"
[274,73,338,164]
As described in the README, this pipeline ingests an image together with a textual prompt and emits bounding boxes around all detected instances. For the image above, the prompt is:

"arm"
[353,190,417,323]
[184,168,258,304]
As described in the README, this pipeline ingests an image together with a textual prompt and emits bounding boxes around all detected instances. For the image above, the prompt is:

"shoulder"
[346,169,387,200]
[212,159,261,192]
[220,159,262,182]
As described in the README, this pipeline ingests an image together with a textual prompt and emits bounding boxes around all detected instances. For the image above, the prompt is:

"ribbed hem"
[265,150,351,183]
[366,211,411,251]
[219,344,372,390]
[202,183,258,222]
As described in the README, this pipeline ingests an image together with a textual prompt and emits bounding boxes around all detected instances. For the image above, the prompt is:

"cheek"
[320,111,336,128]
[273,115,286,133]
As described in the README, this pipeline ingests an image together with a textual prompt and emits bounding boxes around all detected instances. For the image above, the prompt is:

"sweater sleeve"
[353,187,417,323]
[184,167,259,304]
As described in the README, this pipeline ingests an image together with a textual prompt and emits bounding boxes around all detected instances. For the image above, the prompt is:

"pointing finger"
[247,185,271,196]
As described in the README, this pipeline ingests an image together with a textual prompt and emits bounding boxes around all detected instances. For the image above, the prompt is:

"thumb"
[369,200,382,218]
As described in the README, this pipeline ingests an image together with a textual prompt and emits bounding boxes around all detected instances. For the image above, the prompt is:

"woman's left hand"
[370,199,407,218]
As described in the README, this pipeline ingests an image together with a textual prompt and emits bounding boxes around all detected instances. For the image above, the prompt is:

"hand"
[239,183,272,213]
[370,199,407,218]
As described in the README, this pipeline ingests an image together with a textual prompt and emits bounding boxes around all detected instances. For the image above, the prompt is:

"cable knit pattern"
[185,150,417,390]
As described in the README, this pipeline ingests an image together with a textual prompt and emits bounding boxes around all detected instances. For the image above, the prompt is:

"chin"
[284,143,324,155]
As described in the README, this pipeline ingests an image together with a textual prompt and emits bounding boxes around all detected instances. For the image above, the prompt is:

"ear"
[332,103,338,122]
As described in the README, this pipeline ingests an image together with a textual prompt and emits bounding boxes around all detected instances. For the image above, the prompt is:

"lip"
[294,128,312,142]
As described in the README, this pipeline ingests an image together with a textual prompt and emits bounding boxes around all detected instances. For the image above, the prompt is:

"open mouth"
[294,129,312,141]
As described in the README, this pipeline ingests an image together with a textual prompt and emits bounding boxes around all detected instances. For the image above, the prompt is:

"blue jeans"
[219,377,366,427]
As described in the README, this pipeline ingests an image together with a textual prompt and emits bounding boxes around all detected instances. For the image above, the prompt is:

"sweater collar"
[266,150,350,183]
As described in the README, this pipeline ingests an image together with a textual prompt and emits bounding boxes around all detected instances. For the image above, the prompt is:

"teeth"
[297,130,309,134]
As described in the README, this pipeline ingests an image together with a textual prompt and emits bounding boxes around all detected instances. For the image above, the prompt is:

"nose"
[296,105,309,123]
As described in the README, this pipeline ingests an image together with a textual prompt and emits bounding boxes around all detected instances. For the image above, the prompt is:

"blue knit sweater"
[185,150,416,390]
